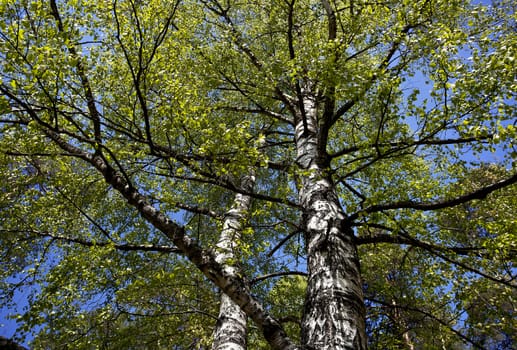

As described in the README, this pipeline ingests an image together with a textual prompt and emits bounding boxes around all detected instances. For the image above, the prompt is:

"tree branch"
[267,230,301,258]
[349,172,517,221]
[50,0,102,150]
[356,229,516,288]
[251,271,307,285]
[366,297,486,350]
[330,22,421,126]
[356,232,495,258]
[4,229,181,253]
[329,129,494,160]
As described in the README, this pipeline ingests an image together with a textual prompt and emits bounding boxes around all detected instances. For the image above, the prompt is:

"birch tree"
[0,0,515,349]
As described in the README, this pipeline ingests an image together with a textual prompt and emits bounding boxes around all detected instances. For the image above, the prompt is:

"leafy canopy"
[0,0,515,348]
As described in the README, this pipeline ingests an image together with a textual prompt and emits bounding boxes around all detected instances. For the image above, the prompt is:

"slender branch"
[331,100,356,125]
[49,0,102,149]
[348,172,517,221]
[217,106,292,125]
[336,144,415,182]
[204,0,262,70]
[3,150,77,157]
[356,229,516,288]
[329,134,493,159]
[113,0,155,151]
[367,297,486,350]
[422,242,516,289]
[356,232,495,258]
[199,0,296,114]
[149,162,301,209]
[7,229,181,253]
[340,180,366,203]
[116,303,218,320]
[286,0,296,60]
[330,23,420,126]
[54,185,115,242]
[267,231,300,258]
[174,202,222,219]
[251,271,307,285]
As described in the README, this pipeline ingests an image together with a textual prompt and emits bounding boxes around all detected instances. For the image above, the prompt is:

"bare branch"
[217,106,292,125]
[116,303,218,320]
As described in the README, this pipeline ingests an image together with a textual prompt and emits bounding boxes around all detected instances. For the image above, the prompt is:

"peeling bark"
[212,176,254,350]
[296,95,366,349]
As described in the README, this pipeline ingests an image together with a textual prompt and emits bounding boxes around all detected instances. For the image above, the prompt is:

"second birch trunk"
[212,176,254,350]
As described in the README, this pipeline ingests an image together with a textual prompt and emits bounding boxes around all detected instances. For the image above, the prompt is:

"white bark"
[212,176,254,350]
[296,95,366,349]
[213,293,247,350]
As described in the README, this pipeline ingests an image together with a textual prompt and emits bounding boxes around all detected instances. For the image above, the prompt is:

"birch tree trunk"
[212,176,254,350]
[296,95,367,349]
